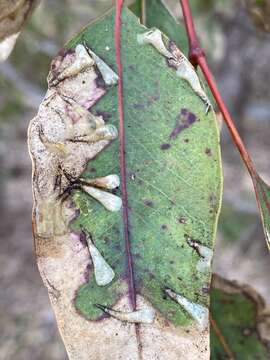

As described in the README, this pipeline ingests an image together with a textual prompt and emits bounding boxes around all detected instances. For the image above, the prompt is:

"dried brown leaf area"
[0,0,39,61]
[28,44,210,359]
[29,45,120,240]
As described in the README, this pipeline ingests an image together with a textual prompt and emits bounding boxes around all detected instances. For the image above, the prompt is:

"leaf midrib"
[115,2,137,311]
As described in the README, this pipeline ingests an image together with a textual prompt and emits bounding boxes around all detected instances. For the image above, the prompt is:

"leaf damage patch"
[170,108,198,140]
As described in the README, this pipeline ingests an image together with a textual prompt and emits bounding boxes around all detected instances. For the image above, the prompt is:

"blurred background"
[0,0,270,358]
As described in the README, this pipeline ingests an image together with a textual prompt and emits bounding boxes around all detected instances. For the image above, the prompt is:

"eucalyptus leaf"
[29,6,222,359]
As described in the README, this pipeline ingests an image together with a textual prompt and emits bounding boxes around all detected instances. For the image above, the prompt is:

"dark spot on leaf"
[79,231,88,248]
[184,138,189,143]
[161,224,168,230]
[202,286,210,294]
[103,236,111,244]
[205,148,212,156]
[166,41,182,70]
[95,68,106,89]
[178,217,187,224]
[209,193,218,213]
[95,111,112,122]
[128,172,136,181]
[89,167,96,173]
[160,143,171,150]
[170,109,198,140]
[84,263,91,282]
[144,200,154,208]
[184,234,203,257]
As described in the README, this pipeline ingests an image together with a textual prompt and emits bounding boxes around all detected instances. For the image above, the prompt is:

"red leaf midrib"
[114,1,137,311]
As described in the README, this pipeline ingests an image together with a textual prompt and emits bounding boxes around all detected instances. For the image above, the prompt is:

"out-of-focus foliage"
[218,205,257,244]
[0,0,39,41]
[245,0,270,32]
[211,275,270,359]
[0,0,39,61]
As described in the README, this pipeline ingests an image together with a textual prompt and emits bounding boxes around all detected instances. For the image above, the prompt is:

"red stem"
[198,56,256,177]
[115,0,137,310]
[180,0,257,178]
[180,0,204,66]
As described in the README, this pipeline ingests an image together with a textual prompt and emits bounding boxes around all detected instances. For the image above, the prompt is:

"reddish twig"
[115,0,137,310]
[180,0,204,67]
[179,0,257,179]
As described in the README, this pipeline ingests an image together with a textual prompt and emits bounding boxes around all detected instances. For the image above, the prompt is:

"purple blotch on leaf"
[170,108,198,140]
[160,143,171,150]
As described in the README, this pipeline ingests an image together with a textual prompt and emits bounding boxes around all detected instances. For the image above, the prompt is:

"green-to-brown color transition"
[69,6,222,327]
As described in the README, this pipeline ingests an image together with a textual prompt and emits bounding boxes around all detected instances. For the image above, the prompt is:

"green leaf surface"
[130,0,188,54]
[130,0,216,119]
[210,275,270,359]
[68,7,222,328]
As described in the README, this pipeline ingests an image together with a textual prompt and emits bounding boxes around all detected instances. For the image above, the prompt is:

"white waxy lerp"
[82,185,122,212]
[165,288,209,331]
[86,236,115,286]
[97,306,156,324]
[0,32,20,62]
[137,29,172,59]
[94,124,118,140]
[196,245,213,273]
[85,45,119,85]
[137,29,212,114]
[80,175,120,189]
